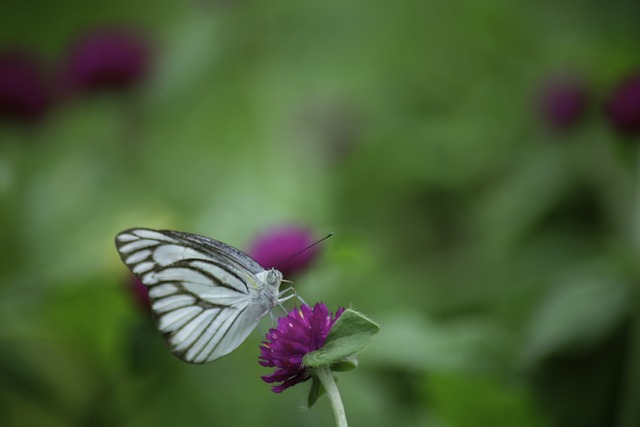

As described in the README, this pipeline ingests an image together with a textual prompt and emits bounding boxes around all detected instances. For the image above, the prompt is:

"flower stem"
[315,367,348,427]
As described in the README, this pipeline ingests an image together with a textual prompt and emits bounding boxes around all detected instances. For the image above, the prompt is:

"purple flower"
[0,51,50,121]
[605,72,640,135]
[538,76,588,130]
[259,303,344,393]
[249,226,321,277]
[63,27,150,92]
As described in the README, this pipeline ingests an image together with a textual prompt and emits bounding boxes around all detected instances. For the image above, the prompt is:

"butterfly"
[115,228,294,364]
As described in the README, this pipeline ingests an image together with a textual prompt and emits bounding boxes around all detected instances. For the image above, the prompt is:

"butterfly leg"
[277,287,296,302]
[294,293,308,307]
[275,288,296,314]
[277,286,308,313]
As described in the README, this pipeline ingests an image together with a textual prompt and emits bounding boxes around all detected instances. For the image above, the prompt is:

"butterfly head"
[266,268,283,288]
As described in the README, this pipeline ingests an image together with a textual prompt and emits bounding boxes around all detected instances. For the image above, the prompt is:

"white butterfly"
[115,228,292,364]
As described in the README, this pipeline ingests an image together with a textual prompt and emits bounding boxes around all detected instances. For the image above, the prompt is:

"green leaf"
[522,274,630,366]
[364,312,509,373]
[307,376,325,408]
[331,355,358,372]
[303,309,379,368]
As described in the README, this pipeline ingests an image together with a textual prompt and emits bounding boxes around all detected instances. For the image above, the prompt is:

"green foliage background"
[1,1,639,426]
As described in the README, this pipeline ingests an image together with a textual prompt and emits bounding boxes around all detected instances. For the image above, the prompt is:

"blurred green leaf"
[522,273,631,366]
[367,312,512,374]
[429,373,549,427]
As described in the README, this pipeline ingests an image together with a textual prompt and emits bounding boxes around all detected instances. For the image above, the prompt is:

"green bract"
[304,309,379,368]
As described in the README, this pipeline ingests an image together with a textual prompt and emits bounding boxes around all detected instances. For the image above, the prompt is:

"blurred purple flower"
[605,72,640,135]
[0,51,50,121]
[63,27,150,92]
[259,303,344,393]
[127,275,150,312]
[538,76,588,130]
[249,226,321,277]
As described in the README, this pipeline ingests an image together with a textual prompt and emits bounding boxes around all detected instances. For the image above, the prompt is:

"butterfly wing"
[162,229,266,274]
[115,228,275,363]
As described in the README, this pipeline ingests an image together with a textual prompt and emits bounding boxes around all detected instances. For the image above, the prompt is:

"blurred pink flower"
[0,50,50,121]
[63,27,151,92]
[249,226,321,277]
[538,76,588,130]
[605,72,640,135]
[128,275,150,312]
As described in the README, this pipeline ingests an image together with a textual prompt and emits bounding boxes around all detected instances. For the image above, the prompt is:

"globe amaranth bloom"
[249,226,322,277]
[538,76,588,130]
[63,27,150,92]
[0,50,50,121]
[260,303,344,393]
[606,72,640,135]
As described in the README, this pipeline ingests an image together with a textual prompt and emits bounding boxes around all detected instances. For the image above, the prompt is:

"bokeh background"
[1,1,640,426]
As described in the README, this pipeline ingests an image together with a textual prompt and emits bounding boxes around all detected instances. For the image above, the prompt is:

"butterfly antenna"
[275,232,333,310]
[274,232,334,270]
